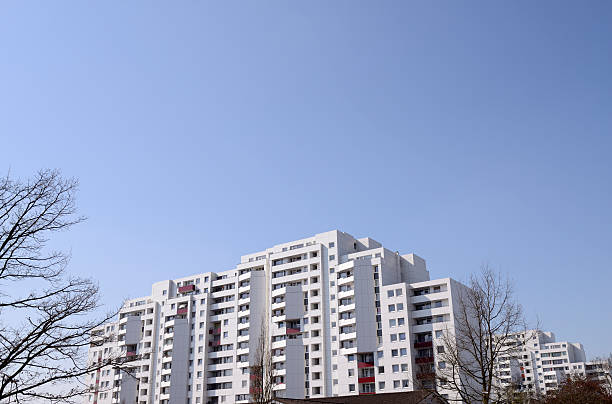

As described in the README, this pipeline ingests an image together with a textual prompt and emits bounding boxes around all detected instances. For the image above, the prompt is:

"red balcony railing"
[416,372,436,380]
[178,284,195,293]
[210,327,221,335]
[415,356,434,364]
[126,351,136,357]
[414,341,433,349]
[358,376,375,383]
[358,361,374,368]
[359,392,375,395]
[177,307,188,315]
[286,328,300,335]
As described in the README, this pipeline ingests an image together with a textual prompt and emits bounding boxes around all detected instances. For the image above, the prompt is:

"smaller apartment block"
[495,330,610,396]
[85,230,474,404]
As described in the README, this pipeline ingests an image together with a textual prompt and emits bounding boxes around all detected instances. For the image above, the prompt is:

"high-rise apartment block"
[495,330,610,396]
[85,230,473,404]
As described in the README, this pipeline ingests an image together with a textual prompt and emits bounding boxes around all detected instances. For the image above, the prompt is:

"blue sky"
[1,2,611,357]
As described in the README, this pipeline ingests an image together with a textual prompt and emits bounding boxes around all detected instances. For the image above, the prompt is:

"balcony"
[338,317,356,327]
[286,328,300,335]
[358,361,374,369]
[337,289,354,300]
[339,346,357,355]
[209,328,221,335]
[177,307,188,315]
[416,372,436,380]
[414,341,433,349]
[339,331,357,341]
[337,275,354,287]
[415,356,434,364]
[338,303,355,313]
[178,284,195,293]
[358,376,375,384]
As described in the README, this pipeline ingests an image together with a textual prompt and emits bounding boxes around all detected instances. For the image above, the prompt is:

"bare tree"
[0,169,114,403]
[436,266,529,404]
[250,317,276,404]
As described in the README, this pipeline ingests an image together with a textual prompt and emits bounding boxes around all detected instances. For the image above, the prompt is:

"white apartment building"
[495,330,611,396]
[85,230,471,404]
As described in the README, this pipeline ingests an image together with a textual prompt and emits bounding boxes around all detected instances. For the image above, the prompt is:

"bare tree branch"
[251,316,276,404]
[0,169,114,403]
[436,265,531,404]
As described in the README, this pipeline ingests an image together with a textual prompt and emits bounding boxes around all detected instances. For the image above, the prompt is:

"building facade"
[495,330,611,396]
[85,230,470,404]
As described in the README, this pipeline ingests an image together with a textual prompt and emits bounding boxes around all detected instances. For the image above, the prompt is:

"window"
[329,242,335,248]
[395,289,403,296]
[399,333,406,341]
[438,361,446,369]
[392,364,399,373]
[392,349,398,357]
[400,348,407,356]
[349,384,355,392]
[388,304,396,312]
[397,303,404,311]
[378,366,384,374]
[397,317,405,326]
[390,334,397,342]
[389,319,396,327]
[348,369,354,377]
[437,346,445,354]
[329,255,335,261]
[163,290,167,295]
[402,379,409,388]
[393,380,400,388]
[387,290,394,298]
[401,363,408,372]
[435,330,443,338]
[378,381,385,390]
[377,351,384,359]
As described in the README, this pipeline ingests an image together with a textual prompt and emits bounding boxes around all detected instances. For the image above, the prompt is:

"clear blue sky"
[1,2,611,358]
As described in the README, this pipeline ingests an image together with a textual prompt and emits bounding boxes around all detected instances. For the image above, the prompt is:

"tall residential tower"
[86,230,469,404]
